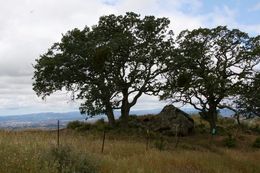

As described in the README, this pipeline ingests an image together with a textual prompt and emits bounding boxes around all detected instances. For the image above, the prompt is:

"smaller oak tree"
[236,72,260,118]
[161,26,260,133]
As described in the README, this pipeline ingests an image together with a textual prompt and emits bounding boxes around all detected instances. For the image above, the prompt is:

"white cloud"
[241,24,260,35]
[204,5,260,35]
[206,5,237,27]
[0,0,258,115]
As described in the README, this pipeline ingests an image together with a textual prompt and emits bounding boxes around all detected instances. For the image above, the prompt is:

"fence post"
[57,120,60,148]
[175,124,180,148]
[101,129,106,153]
[146,129,150,151]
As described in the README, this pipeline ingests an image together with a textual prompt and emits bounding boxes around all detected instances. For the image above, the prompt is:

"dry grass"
[0,129,258,173]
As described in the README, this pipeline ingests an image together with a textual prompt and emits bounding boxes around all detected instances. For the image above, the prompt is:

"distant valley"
[0,108,234,130]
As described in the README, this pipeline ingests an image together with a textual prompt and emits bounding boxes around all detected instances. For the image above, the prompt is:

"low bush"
[223,134,236,148]
[218,117,235,126]
[67,121,82,129]
[252,137,260,148]
[67,121,91,131]
[40,145,98,173]
[195,123,208,134]
[215,126,228,135]
[250,124,260,134]
[92,118,107,131]
[154,135,167,151]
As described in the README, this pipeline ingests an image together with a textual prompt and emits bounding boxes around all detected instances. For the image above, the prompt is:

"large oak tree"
[33,12,174,126]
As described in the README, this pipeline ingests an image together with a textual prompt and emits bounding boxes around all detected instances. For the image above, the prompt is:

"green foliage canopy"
[33,12,174,126]
[236,72,260,118]
[161,26,260,131]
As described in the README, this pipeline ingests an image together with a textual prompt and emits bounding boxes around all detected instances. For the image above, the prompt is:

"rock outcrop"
[155,105,194,136]
[129,105,194,136]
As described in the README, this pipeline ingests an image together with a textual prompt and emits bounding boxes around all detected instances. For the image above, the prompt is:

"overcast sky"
[0,0,259,116]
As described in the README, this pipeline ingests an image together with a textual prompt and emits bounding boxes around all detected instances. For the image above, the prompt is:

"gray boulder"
[154,105,194,136]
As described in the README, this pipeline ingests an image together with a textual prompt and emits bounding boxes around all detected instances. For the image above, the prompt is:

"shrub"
[252,137,260,148]
[128,115,141,128]
[195,123,208,134]
[216,126,227,135]
[67,121,82,129]
[218,117,235,126]
[223,134,236,148]
[93,118,107,131]
[40,145,98,173]
[154,135,166,150]
[67,121,91,131]
[77,123,92,131]
[250,124,260,134]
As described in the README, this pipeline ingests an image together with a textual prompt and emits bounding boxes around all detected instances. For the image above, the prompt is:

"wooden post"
[209,128,216,146]
[57,120,60,148]
[101,129,106,153]
[146,129,150,151]
[209,133,214,147]
[175,125,178,148]
[175,125,179,148]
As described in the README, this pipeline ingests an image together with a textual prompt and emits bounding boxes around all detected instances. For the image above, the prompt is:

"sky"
[0,0,259,116]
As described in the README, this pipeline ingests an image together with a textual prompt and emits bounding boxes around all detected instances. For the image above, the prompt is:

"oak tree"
[33,12,173,126]
[236,72,260,118]
[161,26,260,133]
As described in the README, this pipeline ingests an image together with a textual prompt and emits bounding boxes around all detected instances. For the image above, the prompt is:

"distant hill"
[0,112,84,129]
[0,109,161,129]
[0,107,234,129]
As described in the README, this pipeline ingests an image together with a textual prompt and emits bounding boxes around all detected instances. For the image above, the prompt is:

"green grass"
[0,128,259,173]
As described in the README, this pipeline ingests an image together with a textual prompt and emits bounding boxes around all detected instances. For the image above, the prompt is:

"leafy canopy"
[33,12,174,124]
[236,72,260,118]
[161,26,260,129]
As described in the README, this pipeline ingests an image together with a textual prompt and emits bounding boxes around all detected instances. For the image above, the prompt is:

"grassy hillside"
[0,116,259,173]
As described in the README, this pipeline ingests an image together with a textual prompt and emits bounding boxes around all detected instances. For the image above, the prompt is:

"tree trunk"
[104,99,115,126]
[101,86,115,126]
[208,106,217,135]
[106,107,115,127]
[235,113,241,126]
[120,88,130,127]
[209,115,217,133]
[121,105,130,127]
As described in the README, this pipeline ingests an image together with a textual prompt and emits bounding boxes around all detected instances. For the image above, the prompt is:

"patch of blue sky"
[101,0,118,6]
[197,0,259,25]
